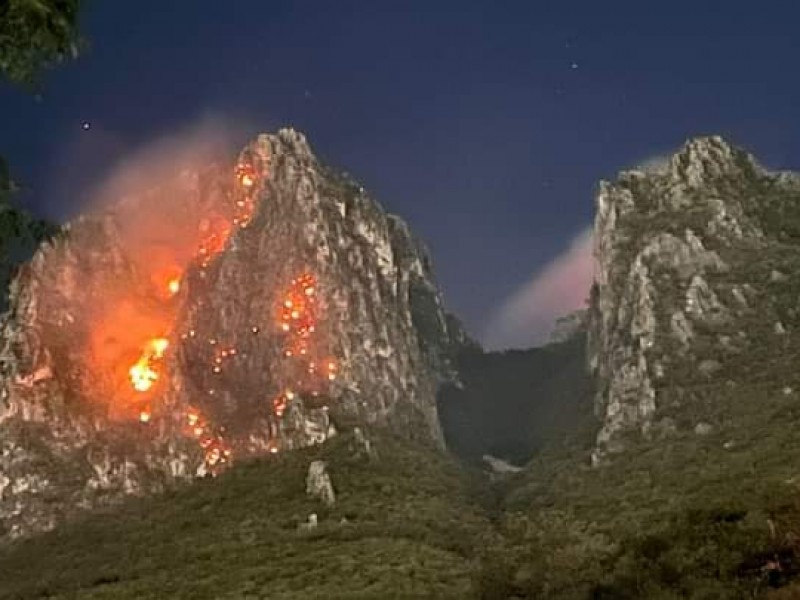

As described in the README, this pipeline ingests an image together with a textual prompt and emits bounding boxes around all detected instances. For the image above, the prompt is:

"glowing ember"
[139,409,151,423]
[269,272,340,455]
[168,278,180,295]
[235,163,257,188]
[273,394,288,417]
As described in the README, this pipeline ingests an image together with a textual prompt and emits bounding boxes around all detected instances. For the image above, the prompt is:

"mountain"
[501,136,800,597]
[588,135,800,463]
[6,134,800,598]
[0,129,469,540]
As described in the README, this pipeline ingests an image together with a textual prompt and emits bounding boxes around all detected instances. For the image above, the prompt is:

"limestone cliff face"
[589,136,800,462]
[0,129,464,539]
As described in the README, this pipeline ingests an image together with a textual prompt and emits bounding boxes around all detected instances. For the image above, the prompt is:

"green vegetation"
[0,0,83,86]
[0,431,495,599]
[0,1,81,306]
[5,340,800,598]
[488,376,800,598]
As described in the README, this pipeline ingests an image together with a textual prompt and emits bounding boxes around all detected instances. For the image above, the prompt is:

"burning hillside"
[0,128,466,539]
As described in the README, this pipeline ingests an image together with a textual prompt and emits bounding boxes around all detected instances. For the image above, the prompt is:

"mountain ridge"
[5,132,800,598]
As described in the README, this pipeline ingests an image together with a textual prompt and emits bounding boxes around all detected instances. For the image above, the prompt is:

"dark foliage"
[0,0,83,86]
[438,333,593,465]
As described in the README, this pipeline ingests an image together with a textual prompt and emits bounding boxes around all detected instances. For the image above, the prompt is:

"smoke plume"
[483,226,593,350]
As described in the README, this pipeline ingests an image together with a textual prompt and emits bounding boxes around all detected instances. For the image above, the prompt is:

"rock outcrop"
[305,460,335,506]
[0,128,465,539]
[589,136,800,462]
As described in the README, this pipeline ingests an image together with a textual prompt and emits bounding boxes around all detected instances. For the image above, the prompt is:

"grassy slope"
[5,365,800,599]
[486,175,800,598]
[0,432,495,600]
[490,376,800,599]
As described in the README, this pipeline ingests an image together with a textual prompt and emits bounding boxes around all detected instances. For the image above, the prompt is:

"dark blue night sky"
[2,1,799,346]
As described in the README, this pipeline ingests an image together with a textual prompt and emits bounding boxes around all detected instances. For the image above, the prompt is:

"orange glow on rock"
[235,163,257,188]
[87,157,279,474]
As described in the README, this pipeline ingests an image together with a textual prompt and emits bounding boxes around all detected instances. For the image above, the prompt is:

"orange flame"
[102,159,270,471]
[129,338,169,392]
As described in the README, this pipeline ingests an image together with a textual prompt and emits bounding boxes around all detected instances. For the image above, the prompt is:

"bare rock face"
[588,136,800,463]
[305,460,335,506]
[0,129,465,539]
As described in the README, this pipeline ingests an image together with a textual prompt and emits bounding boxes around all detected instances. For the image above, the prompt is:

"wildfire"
[184,406,232,473]
[129,338,169,392]
[198,229,230,267]
[268,273,341,452]
[117,159,273,476]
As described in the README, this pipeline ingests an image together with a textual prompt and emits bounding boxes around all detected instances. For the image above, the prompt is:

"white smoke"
[483,226,593,350]
[633,153,671,174]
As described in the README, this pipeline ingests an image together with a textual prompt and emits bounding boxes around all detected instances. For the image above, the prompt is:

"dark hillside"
[438,333,593,465]
[0,431,494,600]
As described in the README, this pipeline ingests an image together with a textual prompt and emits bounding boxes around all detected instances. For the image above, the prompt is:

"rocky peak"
[0,128,465,539]
[667,135,759,189]
[588,135,800,463]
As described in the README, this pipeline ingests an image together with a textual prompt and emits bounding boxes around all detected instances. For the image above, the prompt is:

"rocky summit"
[0,129,467,540]
[588,135,800,462]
